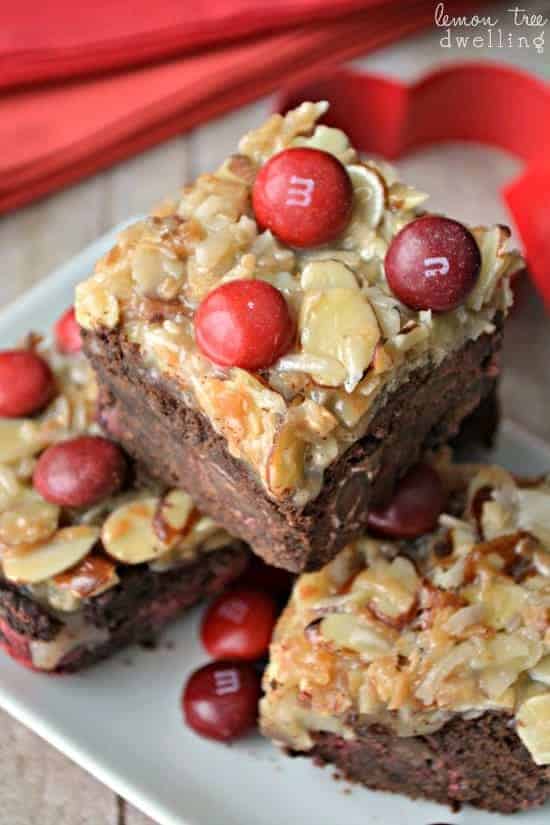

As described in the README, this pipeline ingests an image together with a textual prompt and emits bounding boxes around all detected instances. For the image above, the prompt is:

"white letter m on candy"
[214,668,240,696]
[286,176,315,207]
[424,257,450,278]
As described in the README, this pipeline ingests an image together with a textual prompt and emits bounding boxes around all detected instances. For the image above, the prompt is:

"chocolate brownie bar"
[260,457,550,812]
[76,101,522,573]
[92,329,500,573]
[451,379,500,451]
[0,340,247,672]
[0,547,246,672]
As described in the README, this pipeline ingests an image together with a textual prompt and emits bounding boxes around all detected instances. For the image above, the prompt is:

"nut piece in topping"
[131,243,185,298]
[154,489,194,543]
[102,497,174,564]
[33,436,126,508]
[2,525,100,584]
[299,288,380,391]
[75,279,120,331]
[321,613,393,658]
[0,489,59,546]
[300,260,358,291]
[0,419,45,463]
[517,694,550,765]
[195,279,294,370]
[352,555,419,625]
[252,148,353,248]
[54,553,119,599]
[347,164,387,230]
[530,656,550,687]
[385,216,481,312]
[267,424,306,498]
[0,350,56,418]
[292,125,356,164]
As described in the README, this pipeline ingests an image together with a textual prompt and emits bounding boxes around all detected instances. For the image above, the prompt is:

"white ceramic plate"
[0,224,549,825]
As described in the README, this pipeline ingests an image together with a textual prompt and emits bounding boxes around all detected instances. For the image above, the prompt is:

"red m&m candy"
[195,279,294,370]
[55,307,82,354]
[252,148,353,248]
[201,587,277,661]
[0,350,55,418]
[385,216,481,312]
[34,435,126,507]
[367,463,446,539]
[238,555,295,599]
[182,661,261,741]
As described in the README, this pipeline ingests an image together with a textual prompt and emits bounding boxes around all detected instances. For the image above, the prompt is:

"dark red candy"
[367,463,446,539]
[238,555,295,598]
[195,279,294,370]
[182,661,261,741]
[0,350,55,418]
[55,307,82,354]
[201,587,277,661]
[34,435,126,507]
[252,147,353,247]
[385,216,481,312]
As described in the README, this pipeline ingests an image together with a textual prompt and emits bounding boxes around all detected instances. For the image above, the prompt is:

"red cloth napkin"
[0,0,428,91]
[1,0,481,213]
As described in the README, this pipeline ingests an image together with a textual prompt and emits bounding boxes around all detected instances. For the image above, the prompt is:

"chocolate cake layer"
[451,379,500,451]
[86,324,501,573]
[310,712,550,813]
[0,544,247,673]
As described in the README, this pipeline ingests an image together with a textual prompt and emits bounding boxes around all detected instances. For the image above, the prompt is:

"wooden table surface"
[0,26,548,825]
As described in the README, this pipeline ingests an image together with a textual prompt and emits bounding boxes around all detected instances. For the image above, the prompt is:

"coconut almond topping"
[0,344,229,609]
[75,103,523,505]
[260,460,550,766]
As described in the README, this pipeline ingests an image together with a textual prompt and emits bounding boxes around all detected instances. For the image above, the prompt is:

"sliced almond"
[321,613,393,658]
[54,553,119,599]
[0,419,43,463]
[0,489,60,546]
[347,164,387,229]
[217,154,257,185]
[266,424,305,498]
[292,125,354,162]
[149,516,230,571]
[300,288,380,391]
[275,352,346,387]
[530,655,550,687]
[2,526,100,584]
[352,557,419,626]
[372,344,393,375]
[517,694,550,765]
[102,497,173,564]
[75,279,120,331]
[131,242,185,297]
[467,465,516,520]
[518,488,550,549]
[300,260,358,291]
[387,181,429,211]
[153,489,195,544]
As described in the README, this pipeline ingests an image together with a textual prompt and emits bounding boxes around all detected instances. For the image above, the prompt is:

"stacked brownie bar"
[66,101,550,813]
[0,337,247,672]
[76,101,521,573]
[260,455,550,812]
